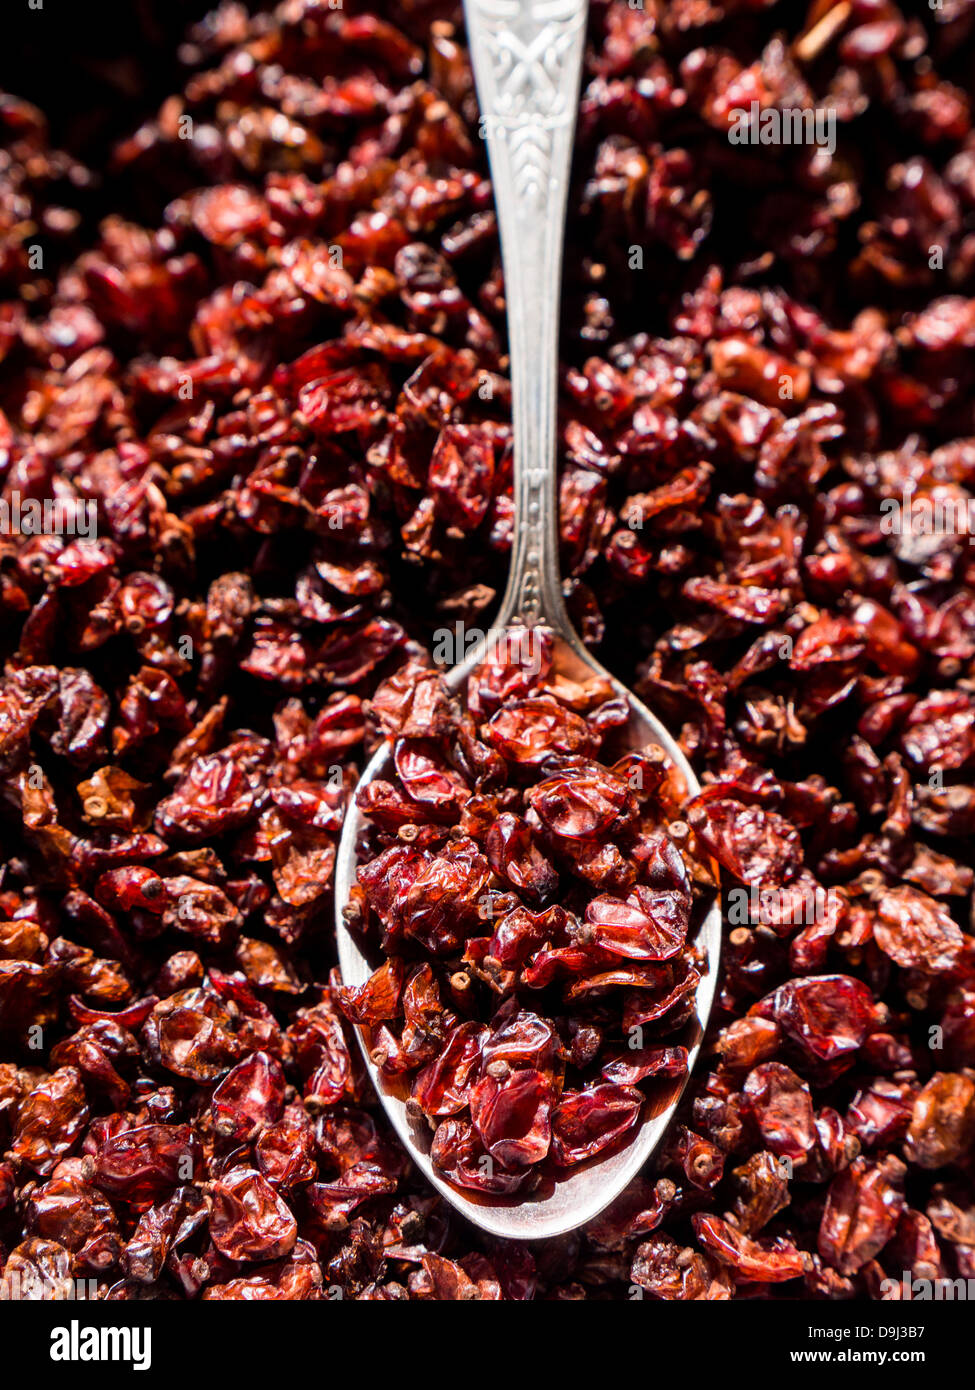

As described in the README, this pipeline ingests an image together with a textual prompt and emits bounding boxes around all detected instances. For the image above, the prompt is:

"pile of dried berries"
[340,644,702,1192]
[0,0,973,1300]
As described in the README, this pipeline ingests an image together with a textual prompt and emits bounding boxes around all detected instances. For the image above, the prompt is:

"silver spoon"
[335,0,721,1241]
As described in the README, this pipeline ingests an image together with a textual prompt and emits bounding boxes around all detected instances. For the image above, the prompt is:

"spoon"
[335,0,721,1241]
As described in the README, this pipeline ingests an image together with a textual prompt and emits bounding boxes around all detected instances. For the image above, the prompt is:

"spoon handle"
[465,0,588,633]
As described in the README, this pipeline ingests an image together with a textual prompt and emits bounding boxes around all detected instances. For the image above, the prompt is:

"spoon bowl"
[335,630,721,1241]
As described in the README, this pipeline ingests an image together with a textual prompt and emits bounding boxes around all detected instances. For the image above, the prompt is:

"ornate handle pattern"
[464,0,588,630]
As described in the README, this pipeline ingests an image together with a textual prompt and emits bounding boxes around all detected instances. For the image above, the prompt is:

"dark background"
[1,0,227,161]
